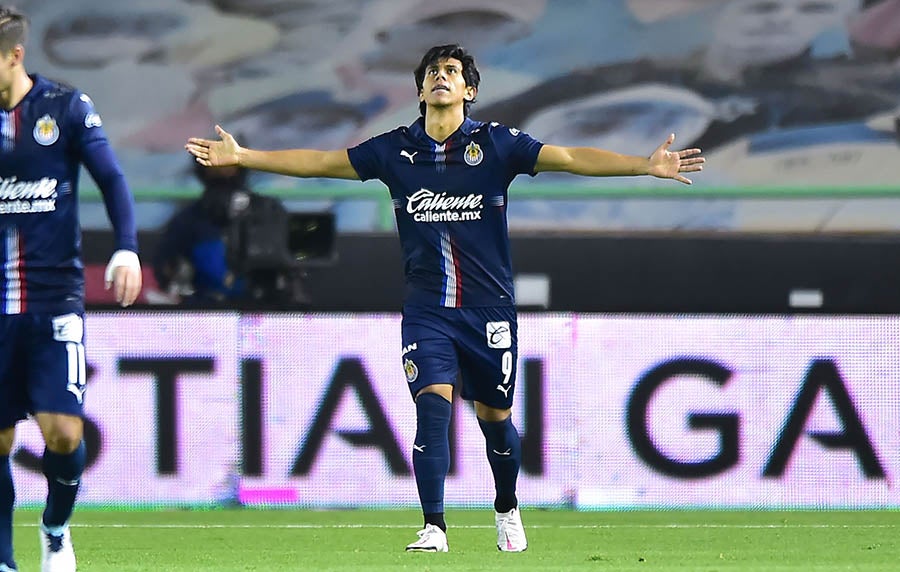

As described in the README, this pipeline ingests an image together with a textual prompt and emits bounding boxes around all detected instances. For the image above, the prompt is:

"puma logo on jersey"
[492,449,512,456]
[400,150,417,164]
[496,385,511,398]
[66,383,85,404]
[413,444,426,453]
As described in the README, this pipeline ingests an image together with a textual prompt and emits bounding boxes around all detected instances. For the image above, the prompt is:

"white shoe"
[495,507,527,552]
[40,524,76,572]
[405,524,449,552]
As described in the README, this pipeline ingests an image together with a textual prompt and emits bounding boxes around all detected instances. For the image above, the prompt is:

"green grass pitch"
[12,508,899,571]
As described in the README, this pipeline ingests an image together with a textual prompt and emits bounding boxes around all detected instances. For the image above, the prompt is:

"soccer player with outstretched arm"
[0,6,142,572]
[186,43,704,553]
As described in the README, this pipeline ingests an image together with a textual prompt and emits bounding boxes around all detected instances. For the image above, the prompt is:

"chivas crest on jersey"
[404,358,419,383]
[464,141,483,166]
[33,114,59,146]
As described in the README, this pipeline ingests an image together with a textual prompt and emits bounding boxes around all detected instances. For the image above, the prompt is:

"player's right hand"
[105,249,142,307]
[185,125,241,167]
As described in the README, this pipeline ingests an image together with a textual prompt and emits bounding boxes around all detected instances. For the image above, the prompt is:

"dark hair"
[414,44,480,117]
[0,5,27,53]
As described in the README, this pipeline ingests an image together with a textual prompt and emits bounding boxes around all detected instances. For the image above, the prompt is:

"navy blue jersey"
[0,75,137,314]
[348,117,543,308]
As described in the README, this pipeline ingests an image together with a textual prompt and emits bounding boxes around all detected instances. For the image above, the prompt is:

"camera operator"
[153,161,309,307]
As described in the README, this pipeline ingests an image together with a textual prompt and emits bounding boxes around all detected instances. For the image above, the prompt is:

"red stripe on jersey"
[17,230,25,312]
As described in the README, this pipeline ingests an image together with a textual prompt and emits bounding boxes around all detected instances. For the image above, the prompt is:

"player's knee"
[0,427,14,455]
[43,431,82,454]
[474,401,511,422]
[415,384,453,403]
[38,416,84,454]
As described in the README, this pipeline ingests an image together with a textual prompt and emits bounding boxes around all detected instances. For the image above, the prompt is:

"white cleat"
[495,507,527,552]
[40,524,76,572]
[405,523,449,552]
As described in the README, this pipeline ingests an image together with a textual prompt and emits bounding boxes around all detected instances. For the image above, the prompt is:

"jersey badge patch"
[464,141,483,166]
[486,321,512,349]
[85,113,102,128]
[404,358,419,383]
[34,114,59,146]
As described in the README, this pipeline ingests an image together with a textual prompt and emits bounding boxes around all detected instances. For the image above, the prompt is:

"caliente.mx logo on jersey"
[33,114,59,146]
[406,188,483,223]
[0,177,59,214]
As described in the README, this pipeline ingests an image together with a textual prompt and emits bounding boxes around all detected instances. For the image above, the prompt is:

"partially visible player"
[186,44,703,554]
[0,6,142,572]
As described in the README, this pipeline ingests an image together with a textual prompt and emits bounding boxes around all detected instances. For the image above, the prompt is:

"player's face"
[714,0,861,61]
[418,58,475,112]
[0,47,20,96]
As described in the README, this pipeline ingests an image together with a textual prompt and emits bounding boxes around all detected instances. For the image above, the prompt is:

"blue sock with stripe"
[42,441,85,532]
[412,393,452,530]
[478,416,521,513]
[0,456,14,568]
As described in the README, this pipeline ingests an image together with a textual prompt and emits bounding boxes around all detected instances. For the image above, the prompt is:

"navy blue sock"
[0,456,14,568]
[412,393,452,529]
[478,416,521,513]
[42,441,86,531]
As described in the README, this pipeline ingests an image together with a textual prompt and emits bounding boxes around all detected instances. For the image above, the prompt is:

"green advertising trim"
[82,184,900,232]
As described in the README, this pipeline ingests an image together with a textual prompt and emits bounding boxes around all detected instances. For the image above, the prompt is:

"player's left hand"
[105,250,143,307]
[647,133,705,185]
[185,125,241,168]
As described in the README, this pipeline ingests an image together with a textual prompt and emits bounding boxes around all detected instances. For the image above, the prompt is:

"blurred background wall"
[22,0,896,234]
[25,0,896,311]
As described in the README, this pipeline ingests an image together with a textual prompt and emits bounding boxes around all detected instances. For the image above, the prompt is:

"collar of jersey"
[408,116,479,145]
[26,74,49,99]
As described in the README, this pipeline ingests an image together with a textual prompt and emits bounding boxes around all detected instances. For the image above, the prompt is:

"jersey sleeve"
[66,91,107,148]
[491,123,544,178]
[68,91,139,253]
[347,133,389,182]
